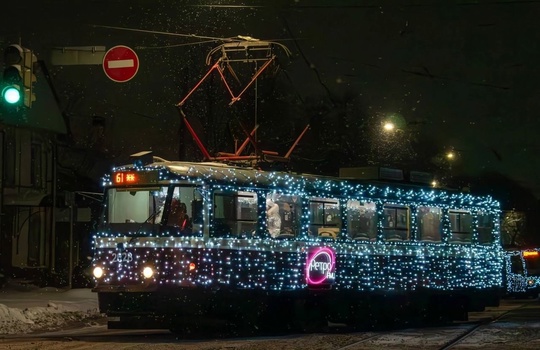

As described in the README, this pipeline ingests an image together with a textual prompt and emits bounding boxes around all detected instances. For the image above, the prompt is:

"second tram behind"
[504,247,540,298]
[92,155,504,332]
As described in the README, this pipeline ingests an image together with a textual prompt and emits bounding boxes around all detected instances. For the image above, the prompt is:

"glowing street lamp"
[383,121,396,132]
[382,113,408,133]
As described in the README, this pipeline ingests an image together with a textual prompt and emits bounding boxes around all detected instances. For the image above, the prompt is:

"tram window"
[266,193,301,238]
[382,204,410,241]
[510,255,524,274]
[346,200,377,241]
[163,186,200,234]
[213,191,257,237]
[477,212,494,244]
[309,197,341,239]
[448,210,472,243]
[106,186,167,224]
[417,206,442,242]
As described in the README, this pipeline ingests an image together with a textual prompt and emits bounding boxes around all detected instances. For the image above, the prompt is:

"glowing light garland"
[93,162,504,293]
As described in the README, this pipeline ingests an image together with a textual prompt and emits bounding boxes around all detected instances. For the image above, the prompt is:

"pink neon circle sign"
[306,247,336,285]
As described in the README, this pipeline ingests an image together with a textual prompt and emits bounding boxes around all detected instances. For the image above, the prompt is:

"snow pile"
[0,284,102,335]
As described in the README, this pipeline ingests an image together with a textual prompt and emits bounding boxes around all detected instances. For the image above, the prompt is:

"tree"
[500,209,527,247]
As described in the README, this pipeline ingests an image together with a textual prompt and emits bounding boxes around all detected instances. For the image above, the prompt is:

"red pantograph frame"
[176,54,309,163]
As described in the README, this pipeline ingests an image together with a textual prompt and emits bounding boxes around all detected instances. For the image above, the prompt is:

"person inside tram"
[168,198,192,233]
[266,198,282,238]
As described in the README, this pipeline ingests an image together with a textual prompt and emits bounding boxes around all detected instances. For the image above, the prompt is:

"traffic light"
[2,44,37,108]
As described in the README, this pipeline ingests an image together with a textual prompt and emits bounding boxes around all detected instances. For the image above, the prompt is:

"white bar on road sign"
[108,59,134,69]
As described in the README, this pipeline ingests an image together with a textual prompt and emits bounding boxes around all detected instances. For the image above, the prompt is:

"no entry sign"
[102,45,139,82]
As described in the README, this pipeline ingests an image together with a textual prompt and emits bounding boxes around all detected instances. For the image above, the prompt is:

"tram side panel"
[94,240,502,321]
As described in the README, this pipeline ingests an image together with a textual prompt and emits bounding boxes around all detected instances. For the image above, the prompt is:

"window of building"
[448,210,473,243]
[308,197,341,239]
[3,129,16,186]
[346,200,377,241]
[417,206,442,242]
[27,208,44,267]
[382,204,410,241]
[30,143,42,189]
[213,190,257,237]
[266,193,301,238]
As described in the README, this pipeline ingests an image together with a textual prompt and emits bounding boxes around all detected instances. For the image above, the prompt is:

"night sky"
[2,0,540,208]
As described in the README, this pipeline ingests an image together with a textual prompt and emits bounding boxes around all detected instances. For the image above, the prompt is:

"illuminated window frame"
[382,204,410,241]
[308,197,341,239]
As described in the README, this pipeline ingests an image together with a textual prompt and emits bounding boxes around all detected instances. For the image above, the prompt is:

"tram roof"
[109,159,501,209]
[159,160,332,188]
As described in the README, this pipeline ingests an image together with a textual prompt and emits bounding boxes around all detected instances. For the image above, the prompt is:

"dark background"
[2,0,539,213]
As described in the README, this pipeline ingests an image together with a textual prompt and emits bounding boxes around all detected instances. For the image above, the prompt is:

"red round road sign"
[102,45,139,83]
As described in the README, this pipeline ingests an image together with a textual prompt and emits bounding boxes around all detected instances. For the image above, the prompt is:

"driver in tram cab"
[168,198,192,233]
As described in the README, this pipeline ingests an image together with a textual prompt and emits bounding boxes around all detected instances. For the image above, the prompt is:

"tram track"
[334,300,531,350]
[332,320,497,350]
[438,301,529,350]
[1,300,536,350]
[438,317,493,350]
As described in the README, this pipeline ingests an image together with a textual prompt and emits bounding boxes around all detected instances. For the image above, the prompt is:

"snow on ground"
[0,281,102,335]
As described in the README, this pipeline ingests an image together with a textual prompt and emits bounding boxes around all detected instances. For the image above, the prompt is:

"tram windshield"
[104,185,203,236]
[105,186,168,224]
[524,252,540,276]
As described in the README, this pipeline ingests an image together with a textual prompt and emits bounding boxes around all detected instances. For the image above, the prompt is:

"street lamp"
[383,121,396,132]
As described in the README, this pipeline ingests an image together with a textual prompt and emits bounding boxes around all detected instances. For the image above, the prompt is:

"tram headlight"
[142,266,154,279]
[93,267,104,279]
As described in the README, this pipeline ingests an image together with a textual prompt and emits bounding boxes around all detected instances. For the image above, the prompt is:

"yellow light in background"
[189,262,196,271]
[383,122,395,132]
[523,251,539,258]
[446,151,455,160]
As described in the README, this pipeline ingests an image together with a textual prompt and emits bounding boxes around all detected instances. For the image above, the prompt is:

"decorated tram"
[504,247,540,298]
[91,153,504,332]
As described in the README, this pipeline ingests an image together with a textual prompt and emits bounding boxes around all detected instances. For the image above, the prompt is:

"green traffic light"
[2,86,21,104]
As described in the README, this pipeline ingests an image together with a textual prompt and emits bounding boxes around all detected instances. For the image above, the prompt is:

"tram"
[504,247,540,298]
[91,153,504,332]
